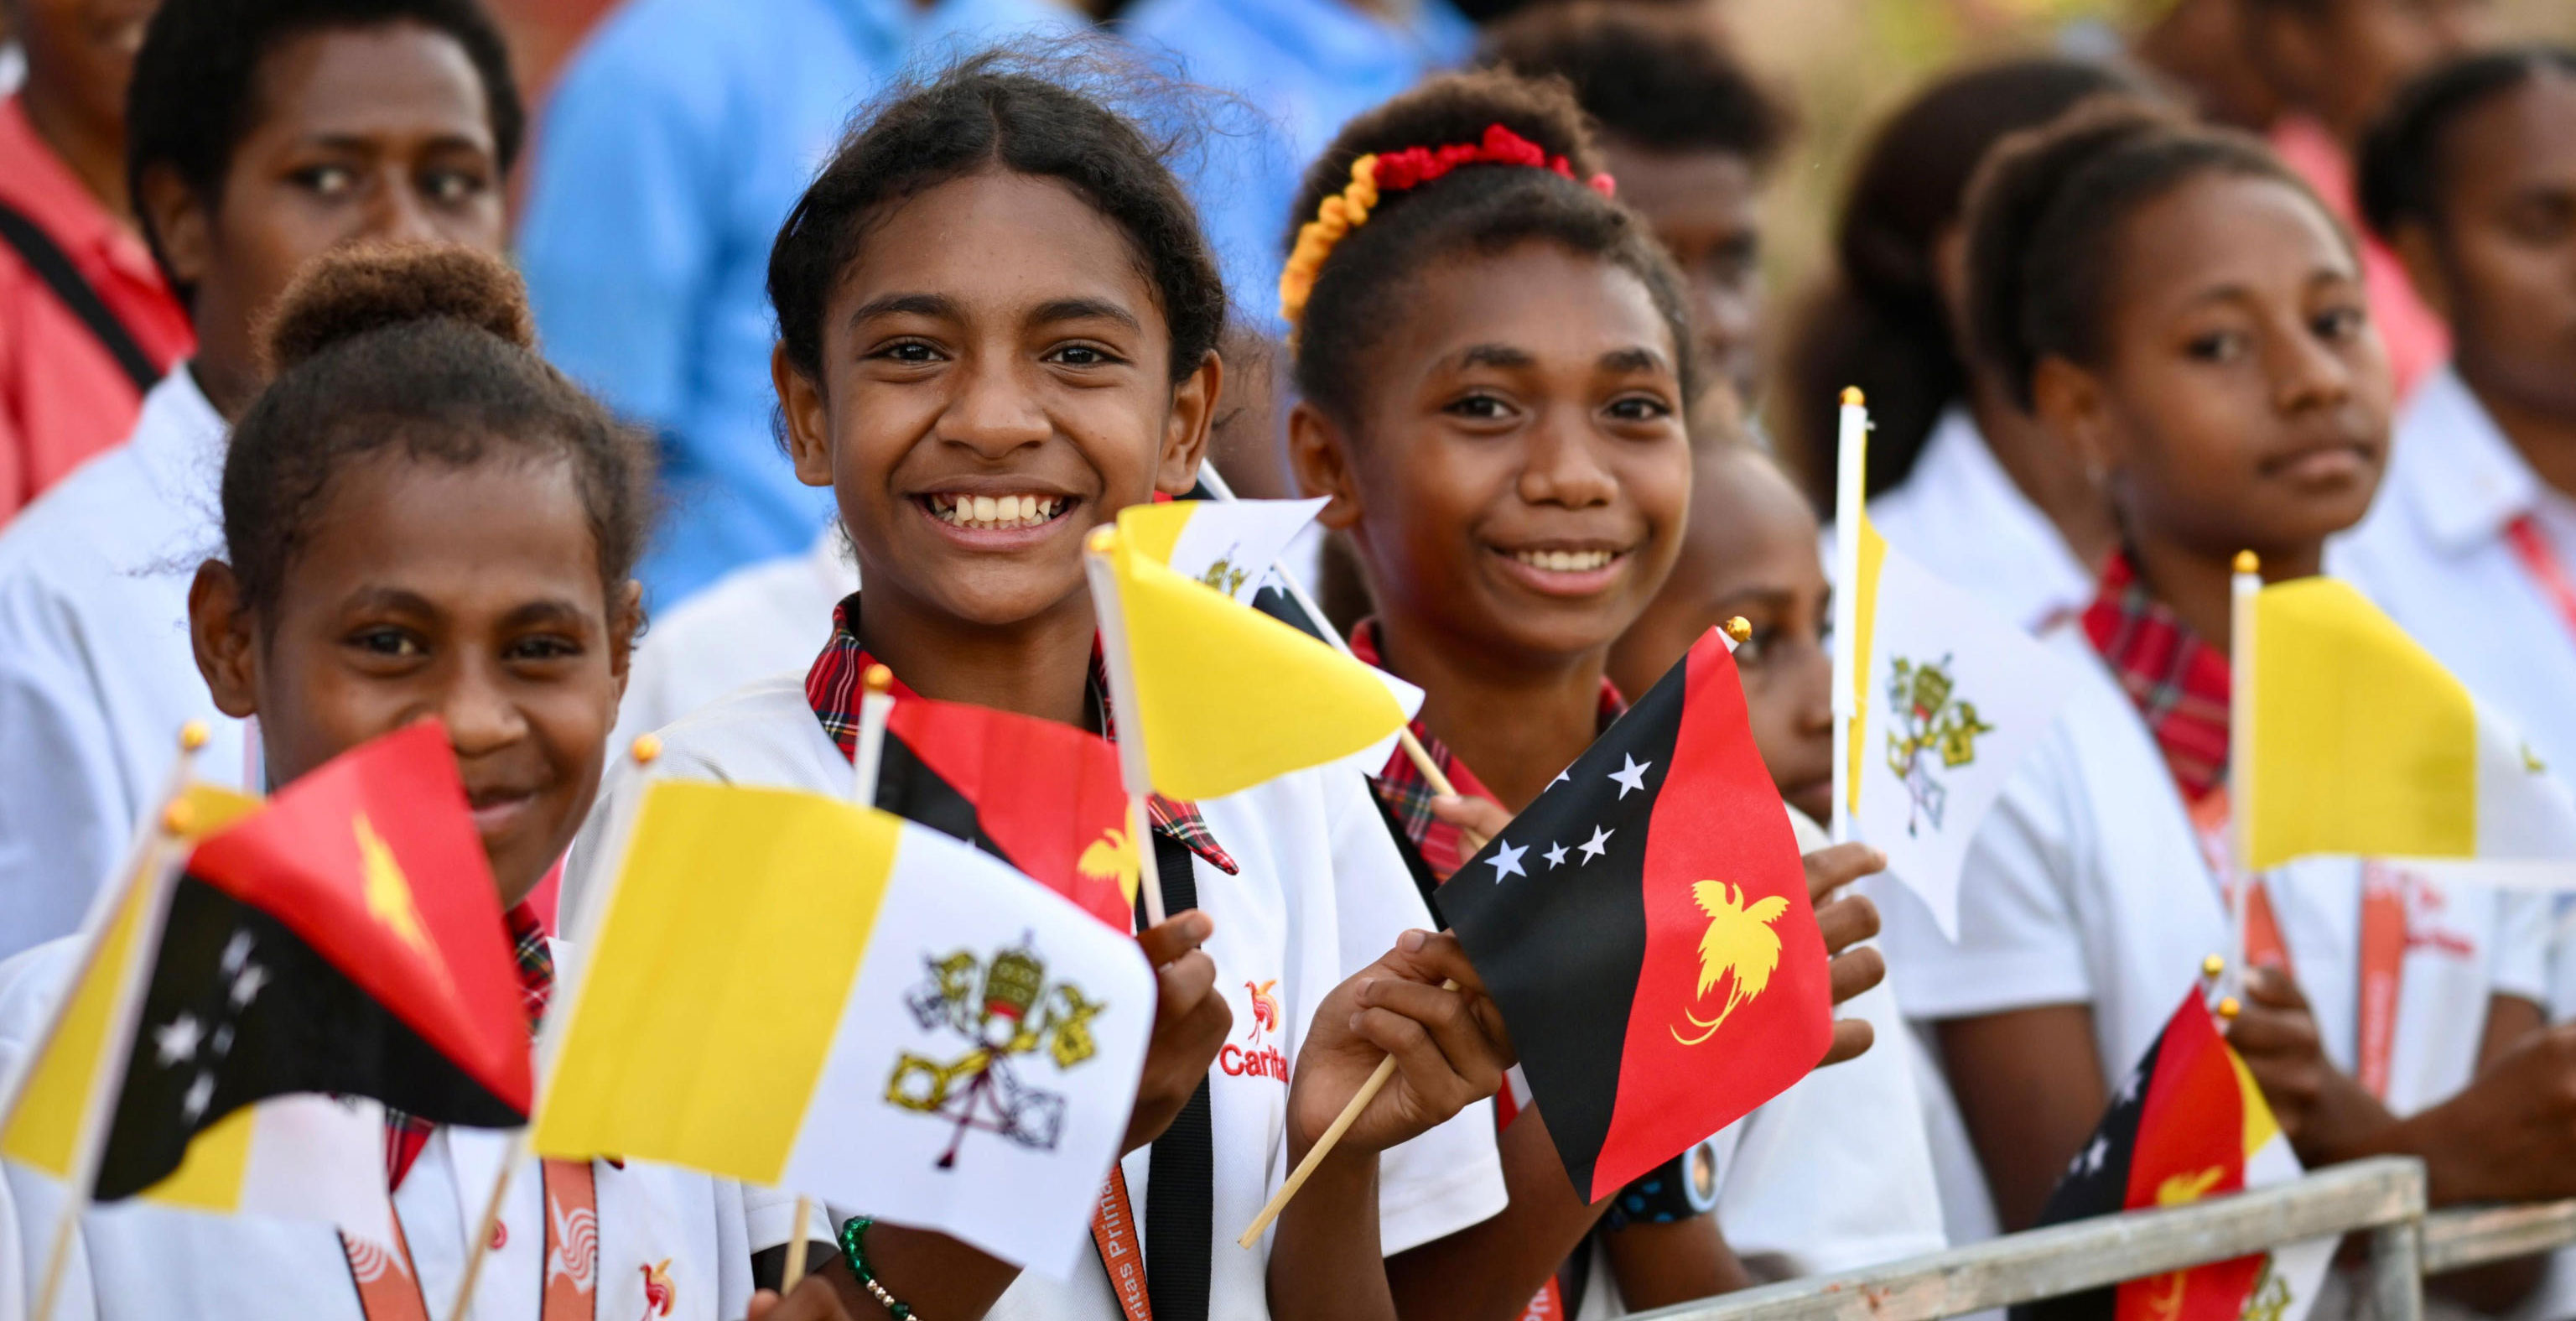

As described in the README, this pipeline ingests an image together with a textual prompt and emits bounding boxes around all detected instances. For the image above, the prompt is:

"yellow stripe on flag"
[2247,580,2477,870]
[1,785,257,1177]
[533,781,897,1184]
[1846,516,1888,814]
[1117,501,1192,569]
[2225,1040,2282,1157]
[1111,535,1409,801]
[140,1105,256,1209]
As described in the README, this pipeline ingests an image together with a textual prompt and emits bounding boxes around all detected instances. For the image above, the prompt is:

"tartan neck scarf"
[385,901,549,1190]
[2080,550,2232,803]
[1349,619,1626,883]
[805,592,1237,875]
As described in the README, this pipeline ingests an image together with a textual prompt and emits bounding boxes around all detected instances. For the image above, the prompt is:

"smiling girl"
[1872,101,2576,1261]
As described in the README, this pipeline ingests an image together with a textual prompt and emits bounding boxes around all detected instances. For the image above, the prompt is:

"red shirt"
[0,96,193,523]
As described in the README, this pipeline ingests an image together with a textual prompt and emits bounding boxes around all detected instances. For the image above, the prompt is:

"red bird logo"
[1244,979,1280,1039]
[639,1259,673,1318]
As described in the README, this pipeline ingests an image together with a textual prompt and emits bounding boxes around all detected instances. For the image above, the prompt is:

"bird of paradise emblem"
[1673,881,1789,1045]
[638,1259,674,1318]
[1077,827,1141,900]
[1244,979,1280,1038]
[2140,1167,2229,1321]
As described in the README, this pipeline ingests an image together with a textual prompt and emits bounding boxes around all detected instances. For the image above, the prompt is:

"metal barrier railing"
[2422,1199,2576,1275]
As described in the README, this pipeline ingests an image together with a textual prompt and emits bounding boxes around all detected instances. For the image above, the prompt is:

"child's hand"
[2225,965,2385,1162]
[1429,793,1511,855]
[1804,843,1888,1065]
[2410,1022,2576,1204]
[1288,929,1510,1159]
[1125,910,1233,1153]
[742,1276,857,1320]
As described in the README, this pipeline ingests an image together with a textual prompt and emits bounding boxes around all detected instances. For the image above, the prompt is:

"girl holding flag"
[1870,98,2576,1277]
[1277,70,1935,1318]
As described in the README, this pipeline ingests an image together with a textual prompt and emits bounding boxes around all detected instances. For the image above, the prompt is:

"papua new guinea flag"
[1440,628,1830,1201]
[875,691,1138,931]
[2011,991,2329,1321]
[86,721,533,1200]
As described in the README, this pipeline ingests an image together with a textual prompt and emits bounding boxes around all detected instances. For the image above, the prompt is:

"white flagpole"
[29,725,212,1320]
[2225,551,2262,1007]
[1830,387,1871,846]
[1083,528,1168,928]
[849,664,896,807]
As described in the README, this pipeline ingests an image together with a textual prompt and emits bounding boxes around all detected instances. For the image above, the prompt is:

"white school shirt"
[0,936,825,1320]
[610,526,859,752]
[1873,626,2551,1240]
[0,368,248,962]
[562,676,1509,1321]
[1859,408,2096,635]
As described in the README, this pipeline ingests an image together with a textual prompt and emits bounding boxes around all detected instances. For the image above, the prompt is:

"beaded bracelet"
[837,1216,922,1320]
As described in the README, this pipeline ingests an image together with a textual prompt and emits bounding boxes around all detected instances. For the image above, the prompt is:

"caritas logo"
[1222,978,1288,1083]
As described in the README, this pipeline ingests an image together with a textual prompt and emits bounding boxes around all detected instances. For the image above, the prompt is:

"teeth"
[927,494,1064,531]
[1514,549,1615,573]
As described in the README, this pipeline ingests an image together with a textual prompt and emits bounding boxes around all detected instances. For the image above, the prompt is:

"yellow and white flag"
[533,780,1155,1277]
[1117,496,1327,604]
[1833,393,2076,937]
[1085,516,1420,802]
[2241,576,2576,878]
[0,784,393,1247]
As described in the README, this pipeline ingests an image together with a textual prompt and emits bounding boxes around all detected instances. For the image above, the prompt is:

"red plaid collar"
[1349,619,1625,883]
[386,902,548,1189]
[805,592,1236,875]
[2080,551,2231,802]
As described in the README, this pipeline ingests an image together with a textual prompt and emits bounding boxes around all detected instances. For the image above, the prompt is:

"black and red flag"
[873,691,1136,930]
[1439,629,1830,1202]
[2012,991,2320,1321]
[94,720,532,1198]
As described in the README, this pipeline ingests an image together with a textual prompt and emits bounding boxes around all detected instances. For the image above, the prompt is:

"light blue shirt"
[1116,0,1473,332]
[517,0,1076,607]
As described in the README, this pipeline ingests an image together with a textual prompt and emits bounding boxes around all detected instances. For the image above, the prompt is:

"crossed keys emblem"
[885,939,1107,1169]
[1884,653,1994,835]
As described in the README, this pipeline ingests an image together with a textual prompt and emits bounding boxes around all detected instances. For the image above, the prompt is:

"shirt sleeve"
[2489,890,2555,1007]
[0,590,138,960]
[1876,715,2096,1022]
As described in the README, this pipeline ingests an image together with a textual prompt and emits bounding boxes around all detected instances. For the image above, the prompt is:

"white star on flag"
[229,961,270,1008]
[1550,770,1569,787]
[1578,825,1613,863]
[2078,1135,2106,1175]
[153,1014,204,1068]
[1607,754,1652,798]
[1544,842,1569,869]
[181,1072,216,1125]
[1488,840,1529,883]
[221,930,253,975]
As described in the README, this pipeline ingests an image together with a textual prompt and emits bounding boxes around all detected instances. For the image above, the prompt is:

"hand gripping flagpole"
[28,723,213,1321]
[1083,527,1170,929]
[2225,551,2262,1006]
[1829,388,1871,847]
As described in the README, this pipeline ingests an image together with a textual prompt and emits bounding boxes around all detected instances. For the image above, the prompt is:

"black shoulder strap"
[1143,830,1213,1321]
[0,200,159,393]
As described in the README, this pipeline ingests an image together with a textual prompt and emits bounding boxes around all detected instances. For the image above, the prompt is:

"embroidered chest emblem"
[1222,978,1288,1083]
[1884,653,1995,834]
[887,939,1107,1168]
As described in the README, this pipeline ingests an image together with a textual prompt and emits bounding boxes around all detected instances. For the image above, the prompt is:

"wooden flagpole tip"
[2215,996,2241,1021]
[2201,953,2225,980]
[1723,616,1752,645]
[2233,550,2259,575]
[630,734,662,766]
[161,800,195,837]
[1840,386,1865,408]
[863,663,894,694]
[1086,526,1119,554]
[179,720,211,752]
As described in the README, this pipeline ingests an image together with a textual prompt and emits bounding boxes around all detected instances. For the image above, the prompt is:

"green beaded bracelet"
[837,1216,921,1320]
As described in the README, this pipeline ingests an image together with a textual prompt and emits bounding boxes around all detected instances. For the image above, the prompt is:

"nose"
[2270,318,2363,416]
[362,169,443,247]
[440,658,529,762]
[940,352,1052,459]
[1517,412,1618,510]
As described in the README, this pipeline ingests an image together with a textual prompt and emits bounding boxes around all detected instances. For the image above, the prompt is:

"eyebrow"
[847,293,956,330]
[1598,346,1669,376]
[501,600,598,632]
[1031,298,1142,334]
[342,586,441,619]
[1455,344,1536,372]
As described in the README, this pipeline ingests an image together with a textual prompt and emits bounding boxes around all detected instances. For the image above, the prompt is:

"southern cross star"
[1607,754,1652,798]
[1578,824,1614,863]
[1487,839,1529,883]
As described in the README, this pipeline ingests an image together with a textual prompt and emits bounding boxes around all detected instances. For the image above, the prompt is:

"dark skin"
[1598,134,1767,405]
[2390,71,2576,500]
[1293,239,1885,1318]
[135,21,505,420]
[1941,174,2568,1276]
[775,165,1511,1321]
[5,0,155,216]
[2247,0,2496,147]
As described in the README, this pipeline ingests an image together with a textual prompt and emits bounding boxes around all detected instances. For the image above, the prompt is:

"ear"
[137,162,212,298]
[190,561,262,720]
[774,343,835,489]
[607,578,644,703]
[2389,221,2454,323]
[1154,350,1223,496]
[2029,355,2120,486]
[1286,400,1364,532]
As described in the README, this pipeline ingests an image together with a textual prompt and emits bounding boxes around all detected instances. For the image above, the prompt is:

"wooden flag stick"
[1130,793,1167,928]
[1234,977,1459,1248]
[445,1131,527,1321]
[1828,387,1869,848]
[2224,550,2262,1006]
[782,1196,816,1292]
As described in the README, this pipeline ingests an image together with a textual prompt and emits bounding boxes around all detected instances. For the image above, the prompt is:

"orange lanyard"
[2191,792,2405,1099]
[2506,516,2576,645]
[1092,1164,1153,1321]
[343,1158,599,1321]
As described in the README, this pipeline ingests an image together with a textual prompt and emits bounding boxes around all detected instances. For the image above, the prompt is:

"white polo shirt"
[564,676,1509,1320]
[1875,626,2551,1236]
[0,936,822,1319]
[610,527,859,752]
[0,369,250,961]
[1860,408,2095,636]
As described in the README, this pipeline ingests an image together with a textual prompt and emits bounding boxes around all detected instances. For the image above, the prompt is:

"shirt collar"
[2396,366,2549,554]
[802,591,1239,874]
[2080,551,2232,802]
[386,900,549,1189]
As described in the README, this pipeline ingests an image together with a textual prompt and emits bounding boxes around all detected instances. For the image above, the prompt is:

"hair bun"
[261,243,535,375]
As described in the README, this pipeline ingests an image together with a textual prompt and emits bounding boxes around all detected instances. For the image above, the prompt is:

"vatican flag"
[1115,495,1327,605]
[2241,575,2576,879]
[533,780,1156,1277]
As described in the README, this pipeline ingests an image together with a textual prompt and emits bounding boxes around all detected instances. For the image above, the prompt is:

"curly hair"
[222,245,652,618]
[1285,70,1694,429]
[1477,3,1791,168]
